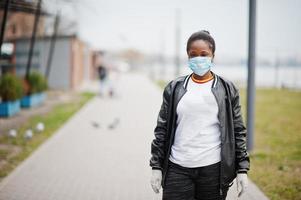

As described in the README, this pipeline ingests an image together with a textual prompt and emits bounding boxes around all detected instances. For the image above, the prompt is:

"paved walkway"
[0,72,269,200]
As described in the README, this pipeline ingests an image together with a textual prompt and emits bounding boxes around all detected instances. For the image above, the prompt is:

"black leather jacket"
[149,71,250,196]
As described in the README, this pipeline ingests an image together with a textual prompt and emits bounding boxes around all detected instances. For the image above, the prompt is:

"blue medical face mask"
[188,56,213,76]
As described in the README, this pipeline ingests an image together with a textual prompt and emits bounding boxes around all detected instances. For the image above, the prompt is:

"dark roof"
[0,0,50,16]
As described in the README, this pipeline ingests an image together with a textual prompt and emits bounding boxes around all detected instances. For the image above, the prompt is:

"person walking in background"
[150,30,250,200]
[97,65,108,97]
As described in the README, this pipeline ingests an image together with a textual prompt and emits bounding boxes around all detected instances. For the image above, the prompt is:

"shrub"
[26,71,48,95]
[0,73,23,102]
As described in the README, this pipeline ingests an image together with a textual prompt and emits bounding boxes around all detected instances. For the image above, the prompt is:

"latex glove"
[151,169,162,193]
[236,173,248,198]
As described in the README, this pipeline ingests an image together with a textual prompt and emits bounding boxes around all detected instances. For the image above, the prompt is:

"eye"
[189,53,197,58]
[201,52,210,56]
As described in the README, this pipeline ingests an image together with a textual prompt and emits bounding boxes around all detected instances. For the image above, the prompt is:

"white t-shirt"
[169,77,221,168]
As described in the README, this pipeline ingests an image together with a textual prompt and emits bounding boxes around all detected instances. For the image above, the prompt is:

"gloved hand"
[236,173,248,198]
[151,169,162,193]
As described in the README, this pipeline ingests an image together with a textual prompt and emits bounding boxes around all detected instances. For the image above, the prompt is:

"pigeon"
[91,121,101,129]
[108,117,120,130]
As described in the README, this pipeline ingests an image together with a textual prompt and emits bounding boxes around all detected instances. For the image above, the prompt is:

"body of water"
[145,63,301,89]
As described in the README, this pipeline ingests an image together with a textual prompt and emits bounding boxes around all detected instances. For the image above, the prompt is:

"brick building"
[0,0,97,90]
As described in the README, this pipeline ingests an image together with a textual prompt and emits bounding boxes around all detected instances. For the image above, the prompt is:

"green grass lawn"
[156,80,301,200]
[240,88,301,200]
[0,92,95,180]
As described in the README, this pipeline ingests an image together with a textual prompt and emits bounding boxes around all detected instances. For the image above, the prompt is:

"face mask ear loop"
[208,56,213,65]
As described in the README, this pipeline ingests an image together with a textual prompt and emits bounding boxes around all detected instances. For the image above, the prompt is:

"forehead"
[189,40,211,52]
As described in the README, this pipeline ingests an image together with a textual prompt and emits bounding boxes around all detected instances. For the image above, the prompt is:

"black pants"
[162,160,229,200]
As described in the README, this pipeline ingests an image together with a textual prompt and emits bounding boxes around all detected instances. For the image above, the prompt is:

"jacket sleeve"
[230,84,250,174]
[149,81,172,171]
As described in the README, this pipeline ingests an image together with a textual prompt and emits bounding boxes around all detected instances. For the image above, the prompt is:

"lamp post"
[25,0,42,79]
[45,12,60,80]
[246,0,257,152]
[0,0,10,55]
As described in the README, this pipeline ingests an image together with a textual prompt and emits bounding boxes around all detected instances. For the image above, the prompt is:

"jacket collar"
[182,71,218,89]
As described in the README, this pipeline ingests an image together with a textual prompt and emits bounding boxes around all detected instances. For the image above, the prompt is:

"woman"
[149,30,250,200]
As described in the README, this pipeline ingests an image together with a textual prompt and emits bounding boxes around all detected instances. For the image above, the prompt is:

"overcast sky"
[46,0,301,60]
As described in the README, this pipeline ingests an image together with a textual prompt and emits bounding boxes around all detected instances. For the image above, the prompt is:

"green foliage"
[27,71,48,94]
[0,92,95,179]
[242,88,301,200]
[0,74,23,102]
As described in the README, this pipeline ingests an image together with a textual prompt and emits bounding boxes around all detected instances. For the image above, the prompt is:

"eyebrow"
[189,50,211,54]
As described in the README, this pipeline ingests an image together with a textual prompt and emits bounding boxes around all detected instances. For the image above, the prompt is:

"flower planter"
[0,100,21,117]
[21,92,46,108]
